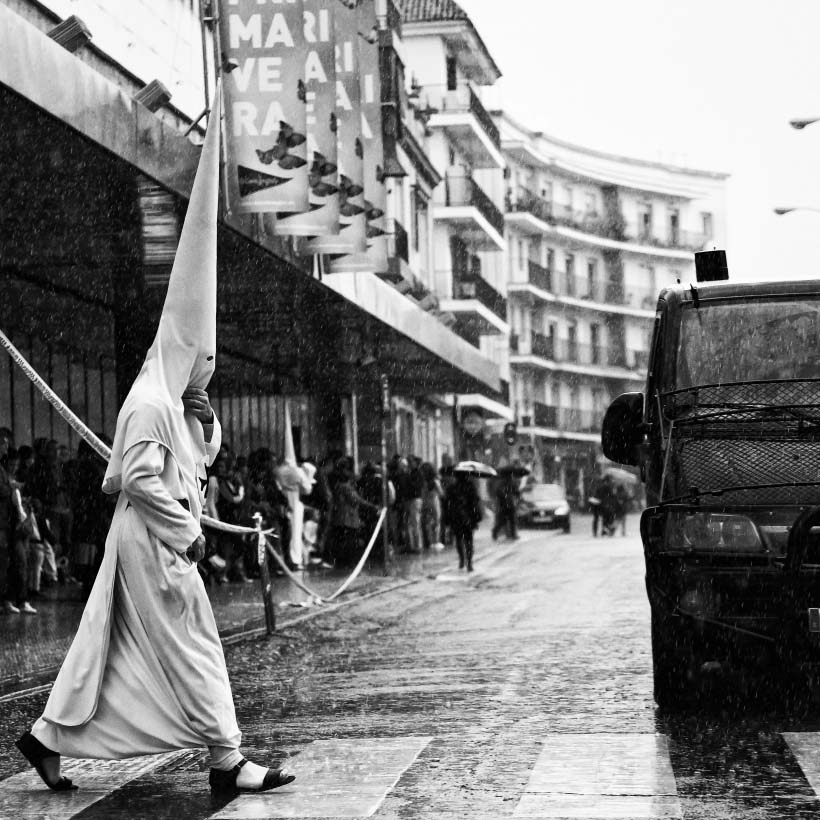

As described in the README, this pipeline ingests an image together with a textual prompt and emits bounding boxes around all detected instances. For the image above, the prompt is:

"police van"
[602,252,820,707]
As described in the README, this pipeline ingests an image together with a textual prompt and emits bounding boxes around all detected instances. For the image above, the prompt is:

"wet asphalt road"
[5,516,820,818]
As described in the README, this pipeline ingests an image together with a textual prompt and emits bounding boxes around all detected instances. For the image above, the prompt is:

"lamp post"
[773,207,820,216]
[790,118,820,130]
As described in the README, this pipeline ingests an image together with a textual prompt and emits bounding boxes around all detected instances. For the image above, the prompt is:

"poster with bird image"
[219,0,309,215]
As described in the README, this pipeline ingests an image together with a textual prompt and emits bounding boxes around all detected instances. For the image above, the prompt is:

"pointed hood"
[283,400,296,466]
[102,90,222,494]
[151,88,221,397]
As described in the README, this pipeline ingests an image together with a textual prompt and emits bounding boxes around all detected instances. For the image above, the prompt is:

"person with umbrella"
[444,462,491,571]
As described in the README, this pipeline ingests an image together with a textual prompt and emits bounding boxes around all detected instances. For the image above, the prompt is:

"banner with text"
[219,0,309,215]
[306,0,366,256]
[330,0,387,273]
[276,0,339,236]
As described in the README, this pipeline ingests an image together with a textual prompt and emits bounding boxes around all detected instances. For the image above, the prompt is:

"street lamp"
[774,206,820,216]
[790,118,820,130]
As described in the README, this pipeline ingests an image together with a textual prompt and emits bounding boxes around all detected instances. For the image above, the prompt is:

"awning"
[0,4,501,398]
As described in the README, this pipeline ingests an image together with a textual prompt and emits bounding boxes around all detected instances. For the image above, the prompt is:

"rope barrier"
[0,329,268,537]
[261,507,386,605]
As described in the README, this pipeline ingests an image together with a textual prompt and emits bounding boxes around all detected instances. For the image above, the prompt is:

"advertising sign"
[276,0,339,236]
[330,0,387,272]
[306,0,366,256]
[219,0,309,215]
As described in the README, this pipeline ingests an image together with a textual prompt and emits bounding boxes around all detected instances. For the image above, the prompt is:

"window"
[584,191,596,215]
[668,208,680,245]
[638,203,653,239]
[446,56,457,91]
[701,211,713,238]
[546,247,555,272]
[565,253,575,295]
[586,258,597,297]
[590,323,601,364]
[541,181,553,202]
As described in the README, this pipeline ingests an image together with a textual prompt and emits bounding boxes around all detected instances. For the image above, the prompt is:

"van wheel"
[562,520,571,533]
[651,612,689,709]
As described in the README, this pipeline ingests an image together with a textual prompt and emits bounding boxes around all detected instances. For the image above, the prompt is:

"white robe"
[32,414,241,759]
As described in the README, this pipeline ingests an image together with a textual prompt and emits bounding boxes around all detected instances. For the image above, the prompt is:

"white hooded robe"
[31,89,241,760]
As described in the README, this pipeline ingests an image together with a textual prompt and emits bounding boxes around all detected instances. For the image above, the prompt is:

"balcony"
[628,348,650,371]
[506,188,627,242]
[558,406,601,434]
[530,330,553,359]
[435,173,506,250]
[453,276,507,322]
[533,401,558,428]
[423,83,503,169]
[527,259,553,292]
[439,266,508,337]
[624,221,708,252]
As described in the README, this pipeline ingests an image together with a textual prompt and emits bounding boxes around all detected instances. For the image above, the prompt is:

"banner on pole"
[306,0,366,256]
[276,0,339,237]
[219,0,309,215]
[330,0,387,273]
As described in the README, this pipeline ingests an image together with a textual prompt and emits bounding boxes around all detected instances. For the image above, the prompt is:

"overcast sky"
[458,0,820,284]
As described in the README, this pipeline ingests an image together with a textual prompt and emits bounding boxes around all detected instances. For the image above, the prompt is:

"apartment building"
[397,0,512,460]
[500,113,728,499]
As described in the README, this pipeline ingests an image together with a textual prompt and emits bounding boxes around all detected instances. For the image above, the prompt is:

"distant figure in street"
[329,458,378,566]
[420,462,444,551]
[444,472,483,571]
[492,472,520,541]
[599,475,618,536]
[588,471,605,537]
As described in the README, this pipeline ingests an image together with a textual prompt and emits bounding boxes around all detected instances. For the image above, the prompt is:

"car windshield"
[676,298,820,389]
[524,484,564,501]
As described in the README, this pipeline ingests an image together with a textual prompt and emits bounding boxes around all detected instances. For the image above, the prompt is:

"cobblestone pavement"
[4,514,820,818]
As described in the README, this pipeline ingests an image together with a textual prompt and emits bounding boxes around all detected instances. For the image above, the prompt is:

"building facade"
[0,0,505,469]
[500,113,728,502]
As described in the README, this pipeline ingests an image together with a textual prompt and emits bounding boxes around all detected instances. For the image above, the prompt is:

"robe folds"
[32,407,242,760]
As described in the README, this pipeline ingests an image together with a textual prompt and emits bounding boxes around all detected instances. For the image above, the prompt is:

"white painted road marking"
[209,736,432,819]
[783,732,820,795]
[0,749,193,820]
[513,733,682,819]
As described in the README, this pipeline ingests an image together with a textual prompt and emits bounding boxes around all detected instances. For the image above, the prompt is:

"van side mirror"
[601,392,644,466]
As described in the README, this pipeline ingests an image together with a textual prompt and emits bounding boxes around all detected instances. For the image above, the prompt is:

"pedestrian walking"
[329,458,378,565]
[420,462,444,551]
[588,470,605,537]
[14,96,294,797]
[491,471,520,541]
[444,472,482,571]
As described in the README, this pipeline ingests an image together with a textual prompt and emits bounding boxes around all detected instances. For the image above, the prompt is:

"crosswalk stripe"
[0,749,193,820]
[209,736,432,819]
[513,733,682,819]
[783,732,820,795]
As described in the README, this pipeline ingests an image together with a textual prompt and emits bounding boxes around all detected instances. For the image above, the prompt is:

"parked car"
[517,483,571,532]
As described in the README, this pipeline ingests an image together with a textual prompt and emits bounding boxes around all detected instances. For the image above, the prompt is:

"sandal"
[209,758,294,794]
[15,731,77,791]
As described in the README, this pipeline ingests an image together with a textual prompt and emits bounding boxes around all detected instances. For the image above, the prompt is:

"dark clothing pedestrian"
[444,474,482,571]
[492,475,520,541]
[329,473,378,565]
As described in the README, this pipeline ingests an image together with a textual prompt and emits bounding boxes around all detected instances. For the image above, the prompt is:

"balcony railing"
[444,173,505,236]
[527,259,552,291]
[520,403,600,433]
[507,188,630,241]
[452,275,508,322]
[530,330,553,359]
[624,220,708,251]
[533,401,557,428]
[422,83,500,148]
[388,217,409,263]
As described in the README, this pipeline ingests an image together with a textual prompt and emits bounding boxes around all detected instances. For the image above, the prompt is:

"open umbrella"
[602,466,640,485]
[453,460,497,478]
[497,463,531,478]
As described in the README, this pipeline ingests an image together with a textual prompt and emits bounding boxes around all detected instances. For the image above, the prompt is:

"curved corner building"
[499,112,728,500]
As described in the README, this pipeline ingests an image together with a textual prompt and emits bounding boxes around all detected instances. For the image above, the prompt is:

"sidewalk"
[0,521,516,695]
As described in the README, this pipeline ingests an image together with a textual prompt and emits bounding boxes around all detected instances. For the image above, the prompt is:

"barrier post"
[380,373,393,575]
[254,513,276,634]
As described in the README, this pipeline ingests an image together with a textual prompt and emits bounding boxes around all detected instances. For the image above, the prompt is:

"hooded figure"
[18,91,294,796]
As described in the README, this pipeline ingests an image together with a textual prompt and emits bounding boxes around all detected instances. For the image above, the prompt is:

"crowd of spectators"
[0,425,470,616]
